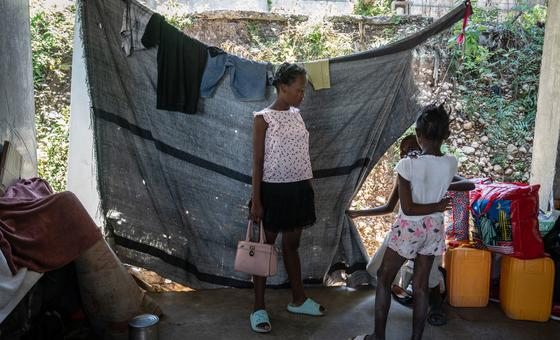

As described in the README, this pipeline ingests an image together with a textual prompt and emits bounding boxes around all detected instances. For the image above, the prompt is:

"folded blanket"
[0,178,102,274]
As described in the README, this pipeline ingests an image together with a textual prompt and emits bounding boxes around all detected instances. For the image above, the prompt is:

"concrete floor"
[150,287,560,340]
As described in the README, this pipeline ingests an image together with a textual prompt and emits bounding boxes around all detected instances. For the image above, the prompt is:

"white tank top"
[253,107,313,183]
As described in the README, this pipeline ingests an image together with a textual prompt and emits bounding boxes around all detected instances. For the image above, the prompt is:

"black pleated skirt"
[251,180,316,233]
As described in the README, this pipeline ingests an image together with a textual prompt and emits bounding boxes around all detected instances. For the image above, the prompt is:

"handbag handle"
[245,220,266,244]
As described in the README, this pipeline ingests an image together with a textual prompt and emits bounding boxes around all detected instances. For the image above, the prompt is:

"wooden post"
[530,0,560,210]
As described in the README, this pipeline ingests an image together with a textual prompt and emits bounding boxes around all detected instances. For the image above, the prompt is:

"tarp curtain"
[78,0,468,288]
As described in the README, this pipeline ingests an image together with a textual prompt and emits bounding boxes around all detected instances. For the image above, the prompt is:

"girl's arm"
[251,116,267,222]
[448,175,475,192]
[398,175,450,216]
[348,176,451,218]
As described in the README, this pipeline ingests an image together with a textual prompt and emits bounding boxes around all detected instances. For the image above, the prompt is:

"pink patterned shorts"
[388,215,446,259]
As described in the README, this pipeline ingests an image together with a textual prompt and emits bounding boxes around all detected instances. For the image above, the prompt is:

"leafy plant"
[30,6,74,88]
[167,14,193,29]
[244,21,354,63]
[159,0,194,29]
[442,144,467,164]
[354,0,392,16]
[31,1,75,192]
[446,2,546,180]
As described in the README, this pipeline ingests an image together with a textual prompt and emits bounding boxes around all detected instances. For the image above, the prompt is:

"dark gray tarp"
[78,0,467,288]
[0,0,37,179]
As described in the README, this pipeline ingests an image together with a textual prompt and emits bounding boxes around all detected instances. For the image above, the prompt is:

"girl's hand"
[251,200,264,223]
[436,197,452,212]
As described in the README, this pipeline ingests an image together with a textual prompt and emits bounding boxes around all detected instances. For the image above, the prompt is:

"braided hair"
[415,104,451,141]
[272,62,307,89]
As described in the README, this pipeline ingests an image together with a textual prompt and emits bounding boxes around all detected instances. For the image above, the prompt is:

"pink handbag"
[234,221,278,277]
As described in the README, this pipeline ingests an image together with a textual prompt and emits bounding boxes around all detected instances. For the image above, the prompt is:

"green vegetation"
[447,3,546,181]
[353,0,392,16]
[245,22,354,63]
[31,2,75,192]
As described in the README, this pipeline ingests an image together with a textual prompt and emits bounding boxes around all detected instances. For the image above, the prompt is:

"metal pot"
[129,314,159,340]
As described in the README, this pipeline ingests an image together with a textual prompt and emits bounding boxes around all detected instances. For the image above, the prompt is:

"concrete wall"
[184,11,432,50]
[0,0,37,178]
[152,0,353,16]
[171,0,268,12]
[150,0,545,18]
[270,0,354,16]
[409,0,546,18]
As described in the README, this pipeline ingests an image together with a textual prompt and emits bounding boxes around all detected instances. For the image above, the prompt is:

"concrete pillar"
[555,151,560,206]
[530,0,560,211]
[0,0,37,178]
[67,10,102,225]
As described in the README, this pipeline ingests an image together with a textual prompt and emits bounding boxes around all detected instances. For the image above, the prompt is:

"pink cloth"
[0,178,102,274]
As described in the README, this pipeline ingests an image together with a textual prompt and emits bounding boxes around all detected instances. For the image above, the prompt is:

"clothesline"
[122,4,335,113]
[122,0,470,65]
[121,0,470,114]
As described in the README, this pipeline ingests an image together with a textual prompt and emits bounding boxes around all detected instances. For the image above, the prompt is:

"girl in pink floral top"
[249,63,324,334]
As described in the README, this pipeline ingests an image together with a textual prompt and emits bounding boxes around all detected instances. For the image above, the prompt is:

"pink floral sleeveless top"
[253,107,313,183]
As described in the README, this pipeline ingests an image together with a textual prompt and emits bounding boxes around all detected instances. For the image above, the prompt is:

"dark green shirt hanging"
[141,13,208,114]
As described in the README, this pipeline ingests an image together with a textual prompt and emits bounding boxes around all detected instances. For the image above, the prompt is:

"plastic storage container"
[444,247,491,307]
[500,255,555,321]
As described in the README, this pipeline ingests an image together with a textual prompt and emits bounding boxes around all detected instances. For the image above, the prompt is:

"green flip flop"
[287,298,325,316]
[250,309,271,333]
